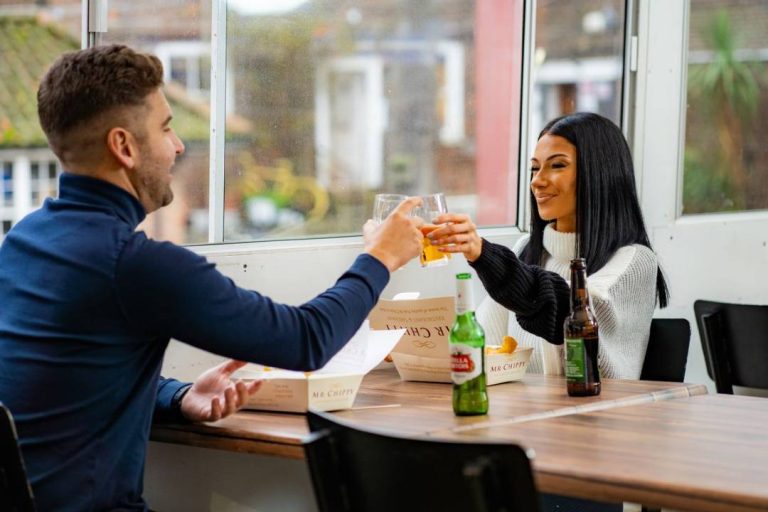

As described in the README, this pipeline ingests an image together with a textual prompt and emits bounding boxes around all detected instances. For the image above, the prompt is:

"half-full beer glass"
[415,193,451,268]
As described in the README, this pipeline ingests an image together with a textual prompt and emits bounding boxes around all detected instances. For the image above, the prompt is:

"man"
[0,45,422,511]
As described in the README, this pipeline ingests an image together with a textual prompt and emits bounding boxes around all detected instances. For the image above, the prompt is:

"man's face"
[130,89,185,213]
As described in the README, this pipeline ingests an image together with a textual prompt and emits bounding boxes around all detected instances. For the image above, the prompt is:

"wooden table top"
[444,394,768,512]
[149,369,768,511]
[151,368,707,460]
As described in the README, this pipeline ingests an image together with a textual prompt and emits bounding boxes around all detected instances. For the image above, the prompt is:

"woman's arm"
[427,214,570,345]
[470,240,571,345]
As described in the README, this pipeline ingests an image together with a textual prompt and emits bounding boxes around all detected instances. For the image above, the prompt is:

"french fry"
[485,335,518,355]
[500,335,518,353]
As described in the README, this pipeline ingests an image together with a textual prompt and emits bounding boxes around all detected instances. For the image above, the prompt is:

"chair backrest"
[640,318,691,382]
[305,410,540,512]
[694,300,768,394]
[0,403,36,512]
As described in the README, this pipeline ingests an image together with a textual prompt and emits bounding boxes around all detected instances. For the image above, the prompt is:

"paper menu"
[368,295,455,357]
[318,321,405,374]
[235,321,405,379]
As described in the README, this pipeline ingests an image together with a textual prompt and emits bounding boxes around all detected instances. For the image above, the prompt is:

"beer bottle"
[564,258,601,396]
[450,273,488,415]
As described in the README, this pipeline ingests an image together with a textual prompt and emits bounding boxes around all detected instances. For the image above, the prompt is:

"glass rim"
[374,193,408,200]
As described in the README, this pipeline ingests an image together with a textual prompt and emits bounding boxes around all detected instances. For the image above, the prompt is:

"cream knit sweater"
[473,224,658,379]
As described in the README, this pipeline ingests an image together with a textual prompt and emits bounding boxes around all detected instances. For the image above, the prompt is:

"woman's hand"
[429,213,483,263]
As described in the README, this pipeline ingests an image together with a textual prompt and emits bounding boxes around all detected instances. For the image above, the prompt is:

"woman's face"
[530,134,578,232]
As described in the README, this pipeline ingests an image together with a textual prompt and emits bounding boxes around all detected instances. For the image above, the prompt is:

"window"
[221,0,525,241]
[683,0,768,215]
[30,161,60,206]
[529,0,627,141]
[0,1,80,239]
[1,161,15,235]
[1,1,631,246]
[83,0,528,243]
[1,162,13,207]
[101,0,213,244]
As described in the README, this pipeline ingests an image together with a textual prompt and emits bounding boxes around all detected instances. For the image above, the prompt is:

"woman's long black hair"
[519,112,669,308]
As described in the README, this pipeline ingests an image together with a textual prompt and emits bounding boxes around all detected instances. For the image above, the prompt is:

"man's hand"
[180,360,262,422]
[364,196,423,272]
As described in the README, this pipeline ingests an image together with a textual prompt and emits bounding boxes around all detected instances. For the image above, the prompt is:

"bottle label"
[565,337,586,382]
[451,343,482,384]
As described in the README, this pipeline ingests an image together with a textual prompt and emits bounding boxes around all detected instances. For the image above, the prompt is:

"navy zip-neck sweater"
[0,173,389,511]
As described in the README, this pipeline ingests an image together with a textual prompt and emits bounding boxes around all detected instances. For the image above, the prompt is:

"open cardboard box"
[232,321,405,413]
[388,346,533,385]
[485,346,534,385]
[228,370,365,413]
[369,293,532,385]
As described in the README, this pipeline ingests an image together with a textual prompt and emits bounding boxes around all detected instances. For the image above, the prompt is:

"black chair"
[640,318,691,382]
[305,410,540,512]
[694,300,768,394]
[0,403,36,512]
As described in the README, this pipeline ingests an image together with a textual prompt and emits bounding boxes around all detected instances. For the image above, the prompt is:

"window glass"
[683,0,768,215]
[529,0,626,143]
[0,1,81,240]
[102,0,213,244]
[222,0,524,241]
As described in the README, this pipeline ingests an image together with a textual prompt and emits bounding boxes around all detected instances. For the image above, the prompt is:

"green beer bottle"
[450,273,488,415]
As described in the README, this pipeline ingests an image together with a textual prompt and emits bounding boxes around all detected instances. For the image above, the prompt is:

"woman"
[430,112,668,380]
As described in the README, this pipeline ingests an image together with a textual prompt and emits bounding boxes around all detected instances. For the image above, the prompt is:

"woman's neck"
[554,215,576,233]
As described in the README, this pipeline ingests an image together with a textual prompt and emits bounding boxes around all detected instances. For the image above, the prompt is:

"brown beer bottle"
[564,258,601,396]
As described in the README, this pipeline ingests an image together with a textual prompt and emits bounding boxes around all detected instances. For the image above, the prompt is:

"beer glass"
[372,194,407,224]
[414,193,451,268]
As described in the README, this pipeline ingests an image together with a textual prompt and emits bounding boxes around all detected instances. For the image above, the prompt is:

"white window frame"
[635,0,768,226]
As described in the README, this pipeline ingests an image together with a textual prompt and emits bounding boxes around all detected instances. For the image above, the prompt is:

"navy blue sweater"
[0,173,389,511]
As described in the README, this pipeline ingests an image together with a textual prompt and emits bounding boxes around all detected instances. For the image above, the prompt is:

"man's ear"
[106,127,139,170]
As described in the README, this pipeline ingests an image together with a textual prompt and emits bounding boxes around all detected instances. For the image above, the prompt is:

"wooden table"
[152,368,706,459]
[446,394,768,512]
[149,370,768,511]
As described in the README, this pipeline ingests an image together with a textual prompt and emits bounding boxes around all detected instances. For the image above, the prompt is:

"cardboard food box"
[485,346,533,385]
[229,370,365,413]
[232,321,405,413]
[369,294,532,385]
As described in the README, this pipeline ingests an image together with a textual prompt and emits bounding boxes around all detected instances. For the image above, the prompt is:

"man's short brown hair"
[37,44,164,163]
